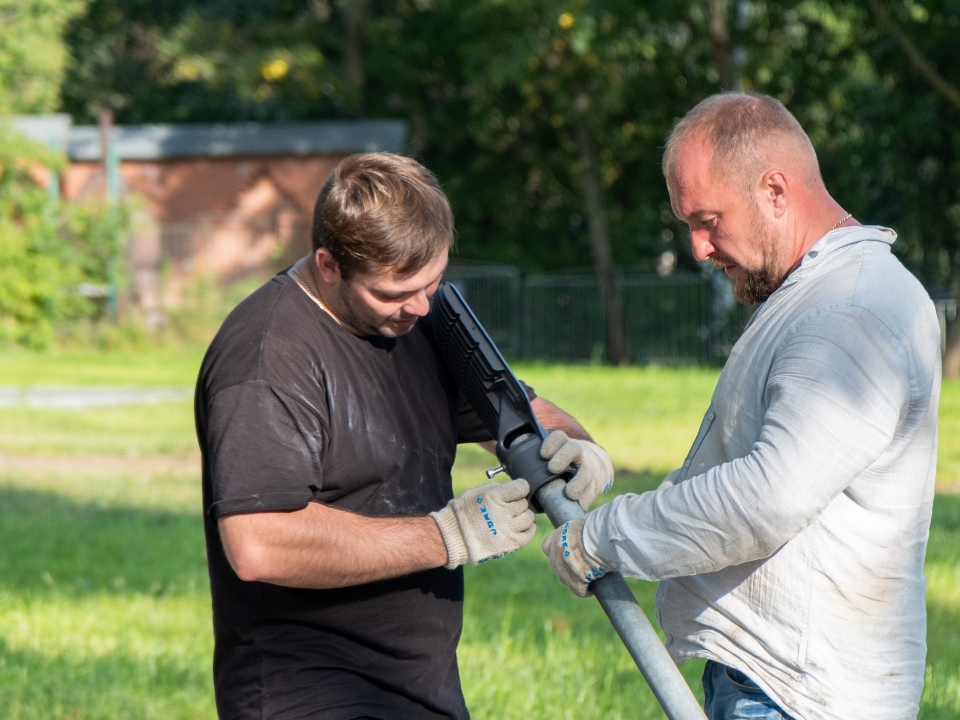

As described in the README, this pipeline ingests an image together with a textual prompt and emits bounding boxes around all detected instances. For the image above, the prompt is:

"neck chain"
[289,262,329,313]
[831,213,853,231]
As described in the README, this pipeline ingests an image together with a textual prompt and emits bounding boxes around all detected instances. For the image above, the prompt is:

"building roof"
[12,114,73,150]
[65,119,408,161]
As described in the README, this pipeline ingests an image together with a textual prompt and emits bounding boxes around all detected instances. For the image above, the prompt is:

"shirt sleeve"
[583,306,914,580]
[204,380,327,518]
[455,381,537,444]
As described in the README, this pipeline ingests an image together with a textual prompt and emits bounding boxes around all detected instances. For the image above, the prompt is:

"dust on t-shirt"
[195,271,507,720]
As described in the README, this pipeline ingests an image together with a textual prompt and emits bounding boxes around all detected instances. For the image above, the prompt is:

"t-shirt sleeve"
[204,379,326,518]
[455,380,537,443]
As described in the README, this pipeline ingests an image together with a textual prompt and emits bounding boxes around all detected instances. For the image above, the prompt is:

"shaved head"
[663,92,822,196]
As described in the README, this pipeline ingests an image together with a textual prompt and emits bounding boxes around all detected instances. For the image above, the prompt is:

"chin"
[377,322,416,338]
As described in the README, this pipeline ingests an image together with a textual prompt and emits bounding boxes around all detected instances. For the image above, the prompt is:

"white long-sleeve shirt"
[584,226,940,720]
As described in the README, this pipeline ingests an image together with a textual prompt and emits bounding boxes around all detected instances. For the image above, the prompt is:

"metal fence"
[441,262,523,357]
[443,263,754,365]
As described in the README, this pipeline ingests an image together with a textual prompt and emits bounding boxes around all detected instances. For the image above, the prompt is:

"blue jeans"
[702,661,795,720]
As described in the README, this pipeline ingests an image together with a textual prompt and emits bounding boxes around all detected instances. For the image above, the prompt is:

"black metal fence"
[444,262,754,365]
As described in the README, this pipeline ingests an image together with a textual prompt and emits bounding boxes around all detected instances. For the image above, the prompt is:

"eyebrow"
[378,265,448,297]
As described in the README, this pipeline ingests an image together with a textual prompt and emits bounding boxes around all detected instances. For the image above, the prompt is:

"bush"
[0,123,130,349]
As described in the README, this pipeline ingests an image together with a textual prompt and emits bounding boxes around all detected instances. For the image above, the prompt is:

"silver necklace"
[831,213,853,231]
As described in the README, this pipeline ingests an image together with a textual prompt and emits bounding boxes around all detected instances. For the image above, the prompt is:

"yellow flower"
[262,58,290,81]
[558,12,575,29]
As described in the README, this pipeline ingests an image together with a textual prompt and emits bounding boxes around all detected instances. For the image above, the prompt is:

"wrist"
[580,506,618,571]
[430,505,468,569]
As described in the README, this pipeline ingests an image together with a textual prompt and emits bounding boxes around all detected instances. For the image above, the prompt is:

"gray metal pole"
[536,479,708,720]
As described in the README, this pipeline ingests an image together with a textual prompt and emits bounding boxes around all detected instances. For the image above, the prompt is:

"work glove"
[431,479,537,569]
[541,515,611,598]
[540,431,615,511]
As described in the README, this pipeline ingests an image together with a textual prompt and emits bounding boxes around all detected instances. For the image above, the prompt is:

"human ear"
[760,170,789,219]
[315,248,342,284]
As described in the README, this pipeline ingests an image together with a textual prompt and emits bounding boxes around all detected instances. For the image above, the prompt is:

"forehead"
[668,138,730,218]
[354,251,449,291]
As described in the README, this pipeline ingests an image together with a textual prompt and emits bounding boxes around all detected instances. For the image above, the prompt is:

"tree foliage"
[49,0,960,361]
[0,0,87,114]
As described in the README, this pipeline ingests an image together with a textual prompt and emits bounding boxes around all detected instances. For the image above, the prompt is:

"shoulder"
[788,231,935,344]
[198,273,327,397]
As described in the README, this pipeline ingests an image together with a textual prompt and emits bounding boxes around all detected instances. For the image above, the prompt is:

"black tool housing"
[430,282,575,511]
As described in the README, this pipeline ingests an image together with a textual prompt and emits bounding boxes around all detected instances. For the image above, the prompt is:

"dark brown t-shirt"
[195,271,498,720]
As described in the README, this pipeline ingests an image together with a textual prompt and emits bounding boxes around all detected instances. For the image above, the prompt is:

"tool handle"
[536,479,708,720]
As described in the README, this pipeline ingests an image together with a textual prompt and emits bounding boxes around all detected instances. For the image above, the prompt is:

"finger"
[563,472,590,500]
[496,478,530,502]
[507,495,533,520]
[468,480,501,499]
[547,441,584,474]
[547,546,567,578]
[542,528,561,556]
[558,563,590,598]
[517,521,537,547]
[513,508,536,531]
[539,430,569,459]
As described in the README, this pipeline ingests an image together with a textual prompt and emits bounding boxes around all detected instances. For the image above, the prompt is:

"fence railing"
[443,262,755,365]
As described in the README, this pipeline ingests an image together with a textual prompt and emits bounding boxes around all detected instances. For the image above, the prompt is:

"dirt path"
[0,386,192,409]
[0,452,201,476]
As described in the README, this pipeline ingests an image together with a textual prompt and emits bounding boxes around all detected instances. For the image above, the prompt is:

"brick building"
[15,116,406,318]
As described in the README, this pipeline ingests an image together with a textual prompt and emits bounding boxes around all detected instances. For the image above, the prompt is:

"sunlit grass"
[0,348,206,387]
[0,352,958,718]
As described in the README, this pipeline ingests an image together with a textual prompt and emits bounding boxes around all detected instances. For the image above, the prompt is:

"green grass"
[0,351,959,718]
[0,347,206,387]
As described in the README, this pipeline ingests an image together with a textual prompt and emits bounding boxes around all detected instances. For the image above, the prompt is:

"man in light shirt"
[543,92,940,720]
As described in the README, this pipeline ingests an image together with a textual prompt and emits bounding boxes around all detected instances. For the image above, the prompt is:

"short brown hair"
[311,153,454,280]
[662,92,822,193]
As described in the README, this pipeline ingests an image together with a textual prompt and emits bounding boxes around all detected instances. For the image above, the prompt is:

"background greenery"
[52,0,960,283]
[0,353,958,718]
[2,1,960,361]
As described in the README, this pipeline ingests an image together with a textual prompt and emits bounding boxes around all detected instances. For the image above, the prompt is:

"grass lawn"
[0,350,958,718]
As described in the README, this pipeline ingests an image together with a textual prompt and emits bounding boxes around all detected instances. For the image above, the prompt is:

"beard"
[335,282,418,338]
[727,205,788,305]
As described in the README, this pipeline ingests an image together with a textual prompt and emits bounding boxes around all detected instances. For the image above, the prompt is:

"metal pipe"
[536,479,708,720]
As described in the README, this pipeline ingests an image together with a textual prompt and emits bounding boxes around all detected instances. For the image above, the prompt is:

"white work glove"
[430,479,536,569]
[540,431,614,511]
[541,515,611,598]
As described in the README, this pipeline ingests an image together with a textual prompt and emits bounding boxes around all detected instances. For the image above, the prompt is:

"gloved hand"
[541,515,611,598]
[540,431,614,511]
[430,479,536,569]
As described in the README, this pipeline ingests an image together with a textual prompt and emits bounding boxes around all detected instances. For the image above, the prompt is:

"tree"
[0,0,87,114]
[862,0,960,377]
[56,0,960,368]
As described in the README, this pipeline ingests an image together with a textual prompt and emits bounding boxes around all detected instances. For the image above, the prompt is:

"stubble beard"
[335,282,417,338]
[730,208,788,305]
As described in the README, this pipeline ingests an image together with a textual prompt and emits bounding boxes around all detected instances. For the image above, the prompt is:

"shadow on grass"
[0,487,207,597]
[0,636,216,720]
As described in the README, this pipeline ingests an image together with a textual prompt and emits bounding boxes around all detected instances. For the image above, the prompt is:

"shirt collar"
[780,225,897,291]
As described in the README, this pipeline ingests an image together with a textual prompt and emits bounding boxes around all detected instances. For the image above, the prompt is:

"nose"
[404,290,431,318]
[689,228,716,262]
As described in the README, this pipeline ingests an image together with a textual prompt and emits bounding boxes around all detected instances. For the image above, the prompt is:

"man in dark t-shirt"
[195,153,615,720]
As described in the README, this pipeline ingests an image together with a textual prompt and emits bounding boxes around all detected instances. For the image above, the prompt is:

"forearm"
[219,502,448,589]
[532,397,591,441]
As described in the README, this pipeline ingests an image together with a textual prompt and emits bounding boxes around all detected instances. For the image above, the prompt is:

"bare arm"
[532,397,592,441]
[219,502,448,589]
[475,397,590,456]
